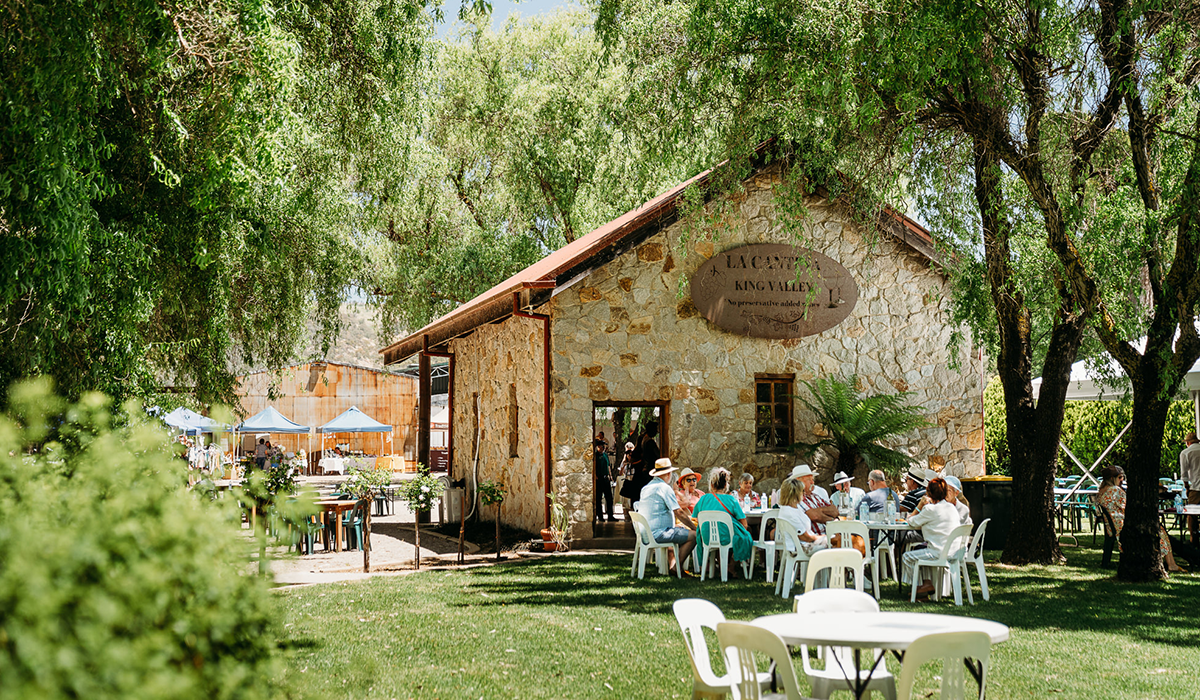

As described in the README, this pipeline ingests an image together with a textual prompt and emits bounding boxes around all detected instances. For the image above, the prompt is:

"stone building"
[381,155,985,540]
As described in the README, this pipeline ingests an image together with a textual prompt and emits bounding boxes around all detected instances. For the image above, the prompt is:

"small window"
[755,374,793,452]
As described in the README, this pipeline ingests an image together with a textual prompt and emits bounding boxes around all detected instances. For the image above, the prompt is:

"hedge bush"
[0,380,288,700]
[983,377,1194,478]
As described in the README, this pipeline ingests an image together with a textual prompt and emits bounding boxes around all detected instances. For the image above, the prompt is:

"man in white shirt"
[1180,432,1200,544]
[791,464,838,536]
[829,471,866,514]
[638,458,697,574]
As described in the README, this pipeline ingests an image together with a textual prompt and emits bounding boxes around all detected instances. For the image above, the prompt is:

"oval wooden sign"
[689,244,859,338]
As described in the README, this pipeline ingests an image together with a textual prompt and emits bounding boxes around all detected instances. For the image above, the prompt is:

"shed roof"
[381,145,938,365]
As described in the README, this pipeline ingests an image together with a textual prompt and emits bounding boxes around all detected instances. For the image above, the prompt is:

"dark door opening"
[591,401,669,529]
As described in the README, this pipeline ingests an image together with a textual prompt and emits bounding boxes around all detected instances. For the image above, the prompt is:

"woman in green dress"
[691,467,754,565]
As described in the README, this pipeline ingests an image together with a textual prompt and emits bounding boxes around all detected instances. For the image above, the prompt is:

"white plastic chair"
[804,548,865,592]
[629,511,681,579]
[961,518,991,603]
[825,520,884,595]
[673,599,771,700]
[909,523,973,605]
[792,590,897,700]
[750,508,783,581]
[774,522,812,599]
[716,621,809,700]
[697,510,750,582]
[896,631,991,700]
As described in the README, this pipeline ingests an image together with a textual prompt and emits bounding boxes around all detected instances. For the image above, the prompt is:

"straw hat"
[790,464,815,479]
[650,458,676,477]
[832,471,853,486]
[676,467,698,486]
[905,468,927,486]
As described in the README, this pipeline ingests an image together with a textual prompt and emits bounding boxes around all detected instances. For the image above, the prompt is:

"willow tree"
[372,8,715,334]
[598,0,1200,576]
[0,0,434,403]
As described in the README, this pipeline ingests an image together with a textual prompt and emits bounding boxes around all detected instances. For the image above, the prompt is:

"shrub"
[0,380,287,700]
[983,376,1194,477]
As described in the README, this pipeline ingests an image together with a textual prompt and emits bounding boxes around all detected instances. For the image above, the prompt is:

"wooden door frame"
[590,400,670,524]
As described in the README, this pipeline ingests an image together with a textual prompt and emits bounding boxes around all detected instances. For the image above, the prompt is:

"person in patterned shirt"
[791,464,838,536]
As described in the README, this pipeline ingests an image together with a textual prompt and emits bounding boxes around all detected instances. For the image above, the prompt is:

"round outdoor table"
[752,611,1009,700]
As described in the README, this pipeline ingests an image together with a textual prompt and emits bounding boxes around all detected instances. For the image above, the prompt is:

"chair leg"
[910,566,921,602]
[672,545,682,578]
[720,548,729,582]
[637,547,648,579]
[951,563,963,606]
[765,548,777,583]
[976,559,990,601]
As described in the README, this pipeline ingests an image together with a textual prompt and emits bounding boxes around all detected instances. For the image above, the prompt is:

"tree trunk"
[1117,364,1173,581]
[414,515,422,570]
[495,502,502,562]
[363,500,372,574]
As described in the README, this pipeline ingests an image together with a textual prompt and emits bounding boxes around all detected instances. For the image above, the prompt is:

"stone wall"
[548,164,985,538]
[449,315,547,535]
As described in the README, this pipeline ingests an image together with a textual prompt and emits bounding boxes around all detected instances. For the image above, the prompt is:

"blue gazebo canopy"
[317,406,392,434]
[236,406,310,434]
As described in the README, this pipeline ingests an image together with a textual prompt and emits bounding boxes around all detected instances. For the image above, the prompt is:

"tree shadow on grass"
[453,550,1200,648]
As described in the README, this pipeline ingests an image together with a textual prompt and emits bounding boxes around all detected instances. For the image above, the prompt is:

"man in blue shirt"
[860,469,898,514]
[638,458,697,575]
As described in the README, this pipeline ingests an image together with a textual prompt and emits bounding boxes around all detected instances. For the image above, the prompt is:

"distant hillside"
[304,303,388,369]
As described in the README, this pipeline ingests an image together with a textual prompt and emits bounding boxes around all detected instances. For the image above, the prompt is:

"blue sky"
[440,0,578,35]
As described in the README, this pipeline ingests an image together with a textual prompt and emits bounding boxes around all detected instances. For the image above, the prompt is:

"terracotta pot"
[540,529,558,552]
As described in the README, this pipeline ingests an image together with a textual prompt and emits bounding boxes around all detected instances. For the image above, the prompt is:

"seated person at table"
[674,467,705,516]
[638,458,697,573]
[1098,466,1184,574]
[941,475,973,526]
[692,468,754,569]
[830,470,866,514]
[860,469,898,514]
[901,477,961,598]
[735,472,760,508]
[792,464,838,536]
[776,477,829,555]
[898,468,927,513]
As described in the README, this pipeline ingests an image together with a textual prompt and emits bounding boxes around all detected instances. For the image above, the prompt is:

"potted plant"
[541,492,570,552]
[791,374,930,485]
[478,479,507,562]
[397,465,445,569]
[342,465,391,572]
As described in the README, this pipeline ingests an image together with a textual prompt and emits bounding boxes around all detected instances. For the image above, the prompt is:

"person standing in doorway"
[594,438,616,522]
[1180,432,1200,545]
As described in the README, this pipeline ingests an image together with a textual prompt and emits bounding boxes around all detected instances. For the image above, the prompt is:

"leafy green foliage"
[791,375,930,479]
[983,377,1196,479]
[373,8,714,333]
[0,379,287,699]
[396,465,444,512]
[341,465,392,502]
[477,479,506,506]
[0,0,433,404]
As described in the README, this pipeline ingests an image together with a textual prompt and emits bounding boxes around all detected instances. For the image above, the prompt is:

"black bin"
[959,476,1012,550]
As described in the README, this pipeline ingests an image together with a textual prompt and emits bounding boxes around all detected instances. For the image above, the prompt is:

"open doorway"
[591,401,669,530]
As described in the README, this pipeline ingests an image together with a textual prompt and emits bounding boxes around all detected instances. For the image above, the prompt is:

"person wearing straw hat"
[674,467,705,516]
[898,468,927,514]
[639,458,697,574]
[829,471,866,515]
[792,464,838,536]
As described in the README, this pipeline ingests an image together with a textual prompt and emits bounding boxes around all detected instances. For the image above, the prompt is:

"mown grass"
[275,541,1200,699]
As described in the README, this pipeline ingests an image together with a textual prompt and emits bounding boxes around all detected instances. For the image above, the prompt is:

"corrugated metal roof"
[380,144,938,365]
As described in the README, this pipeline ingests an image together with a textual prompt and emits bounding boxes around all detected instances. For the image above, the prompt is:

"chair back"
[697,510,734,546]
[716,621,807,700]
[629,511,653,546]
[792,588,879,614]
[756,508,779,541]
[804,548,865,591]
[896,631,991,700]
[825,519,869,555]
[938,523,975,562]
[966,518,990,562]
[1096,501,1118,537]
[673,599,727,690]
[775,520,808,557]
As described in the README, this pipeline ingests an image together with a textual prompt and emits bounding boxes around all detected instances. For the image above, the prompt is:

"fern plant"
[791,375,930,480]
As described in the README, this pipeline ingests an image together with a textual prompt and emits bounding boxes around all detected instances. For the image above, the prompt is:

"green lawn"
[276,542,1200,699]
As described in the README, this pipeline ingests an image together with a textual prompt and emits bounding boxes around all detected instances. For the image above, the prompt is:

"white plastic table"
[752,611,1009,699]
